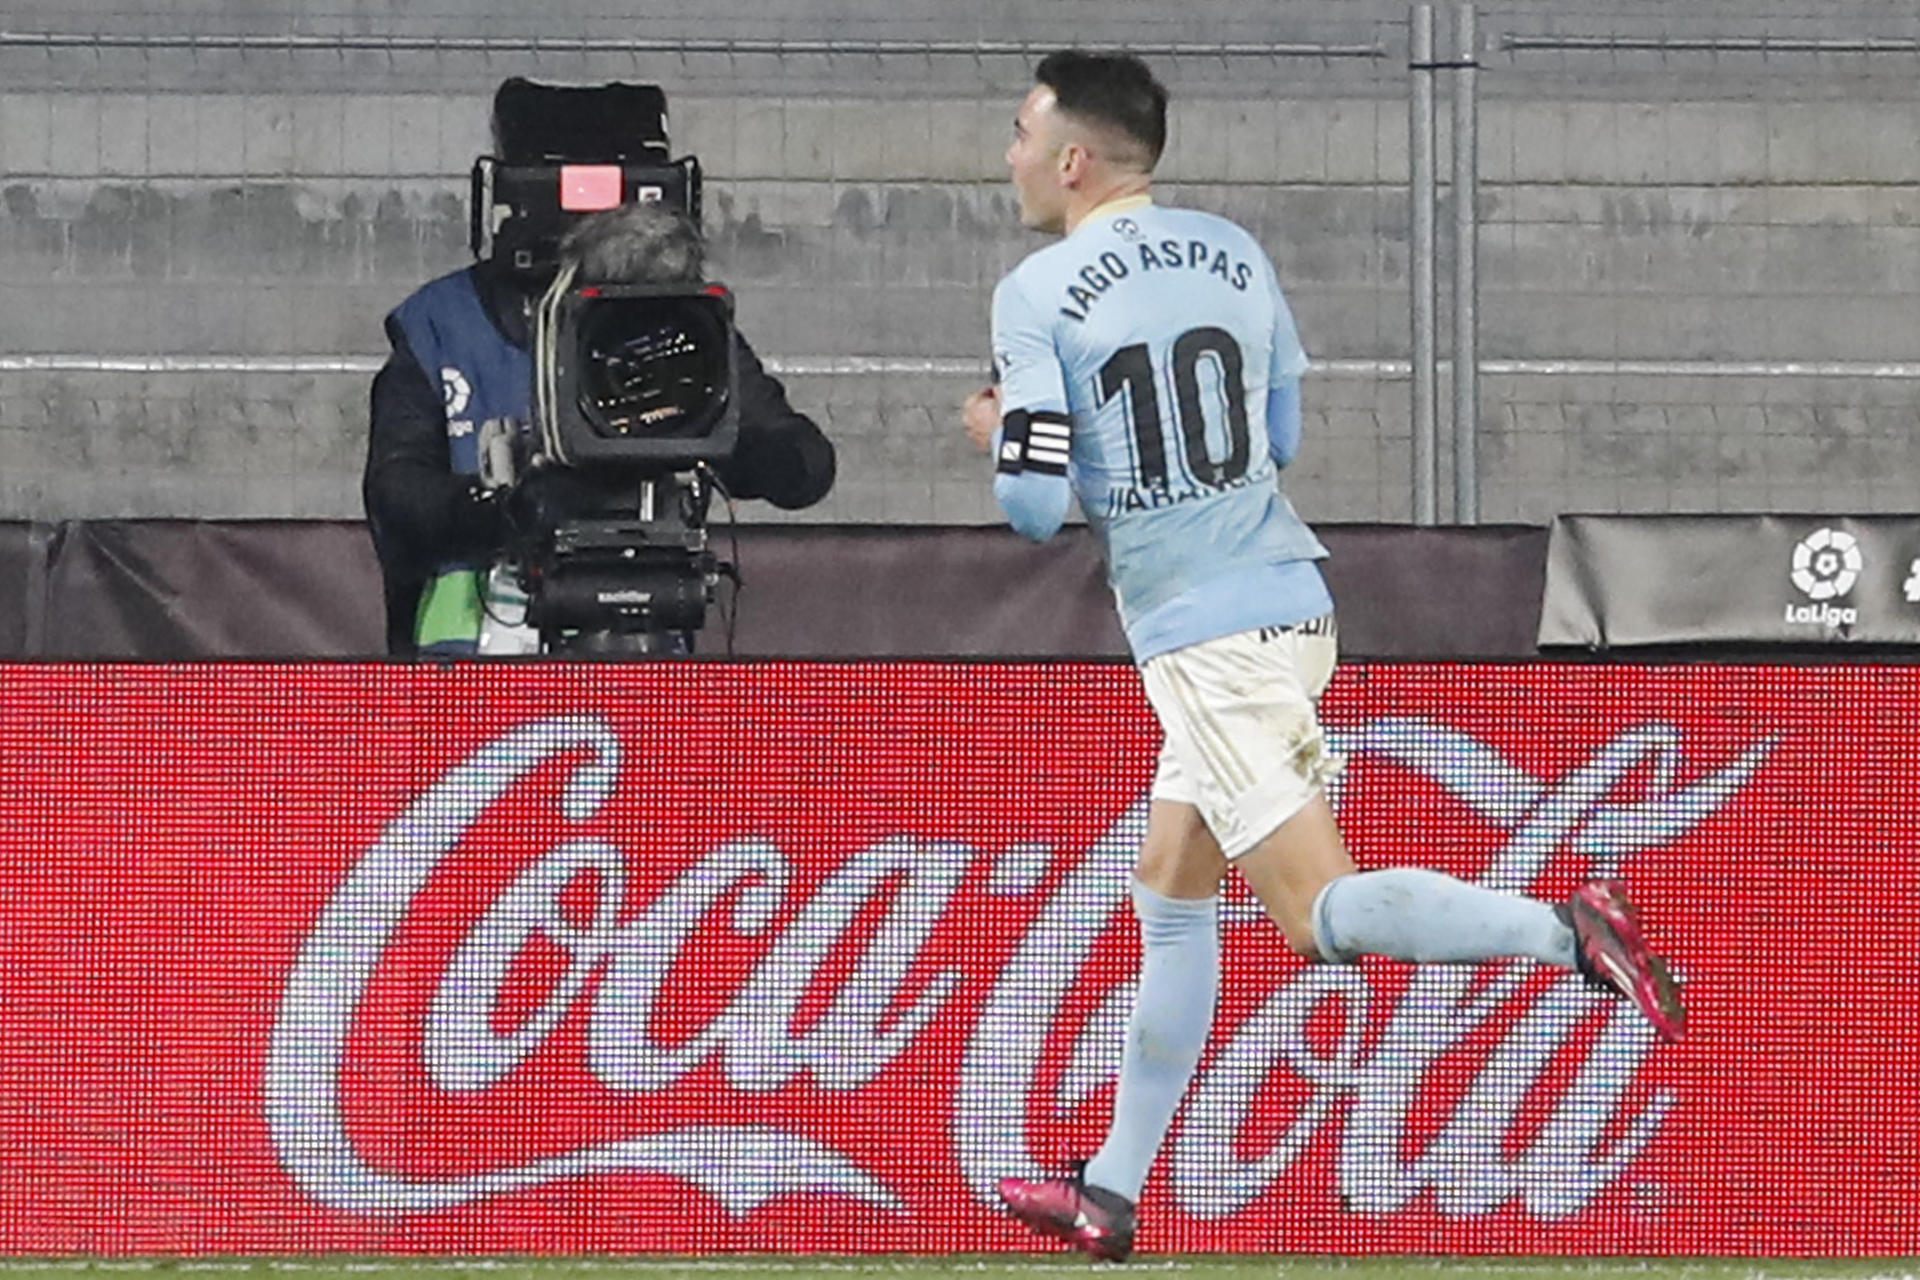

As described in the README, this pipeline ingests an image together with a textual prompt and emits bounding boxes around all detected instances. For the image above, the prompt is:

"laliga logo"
[1786,527,1862,628]
[440,366,472,417]
[266,714,1772,1221]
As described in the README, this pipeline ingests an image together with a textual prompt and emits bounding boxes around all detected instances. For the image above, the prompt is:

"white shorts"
[1140,618,1342,860]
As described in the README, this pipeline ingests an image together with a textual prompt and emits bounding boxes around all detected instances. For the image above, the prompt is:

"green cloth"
[414,569,483,649]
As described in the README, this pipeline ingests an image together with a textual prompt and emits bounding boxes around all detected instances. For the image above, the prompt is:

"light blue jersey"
[990,198,1332,662]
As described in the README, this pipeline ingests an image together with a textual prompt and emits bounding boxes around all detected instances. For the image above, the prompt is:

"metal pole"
[1409,5,1439,526]
[0,31,1390,58]
[1499,33,1920,55]
[1450,2,1480,524]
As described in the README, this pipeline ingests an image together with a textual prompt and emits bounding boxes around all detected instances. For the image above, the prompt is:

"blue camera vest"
[389,267,535,652]
[389,267,534,478]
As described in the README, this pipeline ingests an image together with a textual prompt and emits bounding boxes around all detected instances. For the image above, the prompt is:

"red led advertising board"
[0,664,1911,1253]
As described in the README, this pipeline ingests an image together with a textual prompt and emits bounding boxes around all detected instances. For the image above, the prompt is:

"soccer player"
[963,50,1686,1263]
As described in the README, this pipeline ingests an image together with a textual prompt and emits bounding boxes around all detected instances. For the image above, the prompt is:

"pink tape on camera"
[560,164,624,212]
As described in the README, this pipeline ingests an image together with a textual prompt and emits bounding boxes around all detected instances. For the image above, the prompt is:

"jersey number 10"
[1096,326,1251,490]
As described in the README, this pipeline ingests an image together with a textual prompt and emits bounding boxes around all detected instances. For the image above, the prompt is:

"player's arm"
[1261,251,1311,470]
[987,276,1073,542]
[1267,376,1302,468]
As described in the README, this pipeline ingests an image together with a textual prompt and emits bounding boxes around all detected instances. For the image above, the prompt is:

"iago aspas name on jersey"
[1058,236,1256,323]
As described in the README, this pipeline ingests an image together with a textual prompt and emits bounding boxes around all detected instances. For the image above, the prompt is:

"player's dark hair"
[1034,50,1168,169]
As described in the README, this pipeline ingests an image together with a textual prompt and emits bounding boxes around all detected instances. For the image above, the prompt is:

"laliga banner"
[0,663,1914,1255]
[1540,513,1920,647]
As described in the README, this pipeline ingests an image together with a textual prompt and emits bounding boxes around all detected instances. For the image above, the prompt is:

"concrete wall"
[2,1,1916,526]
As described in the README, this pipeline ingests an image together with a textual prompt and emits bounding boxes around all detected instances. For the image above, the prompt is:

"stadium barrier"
[1,661,1910,1254]
[10,516,1919,660]
[0,520,1549,659]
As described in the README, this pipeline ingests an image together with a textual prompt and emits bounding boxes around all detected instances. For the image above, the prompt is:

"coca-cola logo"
[265,714,1772,1219]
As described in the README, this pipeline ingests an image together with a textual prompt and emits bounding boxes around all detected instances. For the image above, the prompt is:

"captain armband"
[995,409,1072,477]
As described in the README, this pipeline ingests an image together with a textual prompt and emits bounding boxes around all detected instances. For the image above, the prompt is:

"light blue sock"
[1310,868,1578,967]
[1083,881,1219,1203]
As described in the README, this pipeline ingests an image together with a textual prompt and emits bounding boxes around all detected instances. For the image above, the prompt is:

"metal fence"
[1438,4,1920,523]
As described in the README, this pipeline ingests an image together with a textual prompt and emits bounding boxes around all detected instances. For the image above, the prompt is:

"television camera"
[472,77,737,655]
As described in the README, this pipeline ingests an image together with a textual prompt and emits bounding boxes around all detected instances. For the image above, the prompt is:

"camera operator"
[363,80,835,656]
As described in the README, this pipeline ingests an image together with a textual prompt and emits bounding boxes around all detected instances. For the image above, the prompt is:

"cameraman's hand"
[962,386,1001,454]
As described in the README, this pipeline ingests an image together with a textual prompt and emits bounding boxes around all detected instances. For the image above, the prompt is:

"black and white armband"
[995,409,1072,477]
